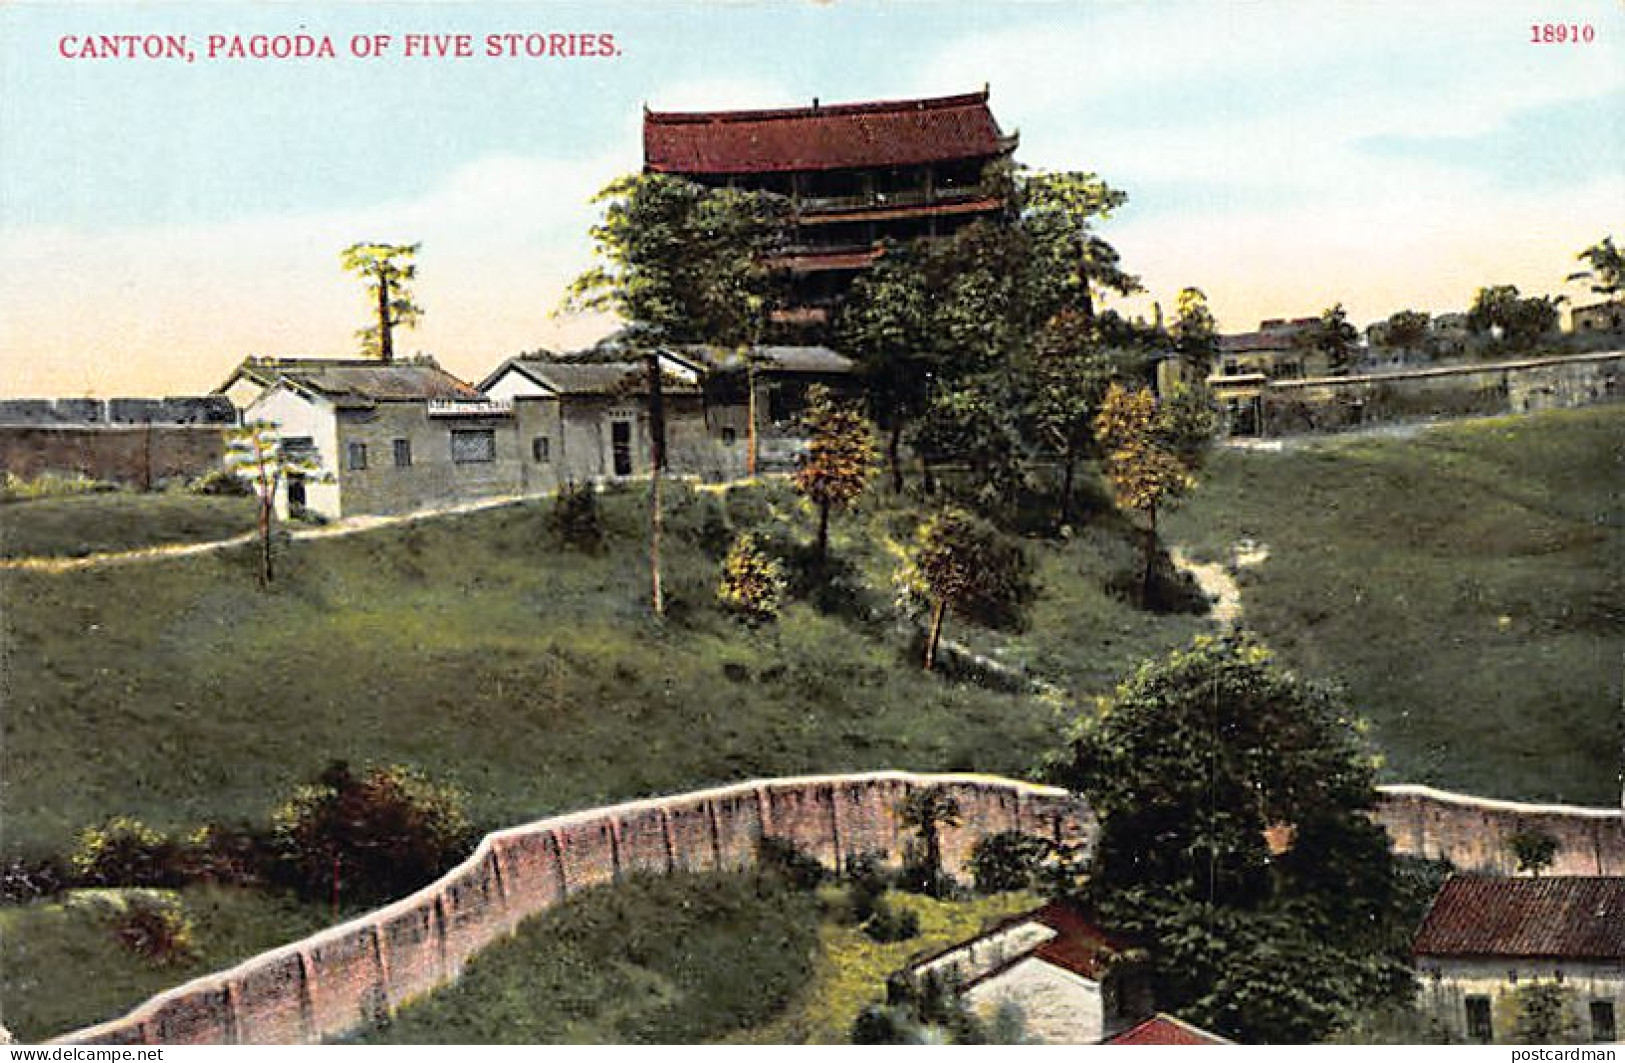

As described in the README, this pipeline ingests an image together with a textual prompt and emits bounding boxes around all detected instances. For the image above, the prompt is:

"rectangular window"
[532,436,550,463]
[345,442,368,471]
[393,439,412,467]
[451,428,496,464]
[1465,996,1493,1043]
[1592,1001,1616,1043]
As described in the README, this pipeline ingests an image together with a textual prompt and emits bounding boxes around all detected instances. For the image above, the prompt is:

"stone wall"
[52,775,1623,1045]
[55,772,1090,1046]
[0,425,225,487]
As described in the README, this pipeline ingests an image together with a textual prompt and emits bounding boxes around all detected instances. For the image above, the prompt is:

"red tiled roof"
[1413,876,1625,960]
[1106,1014,1232,1045]
[644,90,1010,175]
[1029,902,1124,981]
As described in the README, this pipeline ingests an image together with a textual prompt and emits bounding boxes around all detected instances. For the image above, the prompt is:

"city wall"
[54,773,1624,1045]
[0,425,225,488]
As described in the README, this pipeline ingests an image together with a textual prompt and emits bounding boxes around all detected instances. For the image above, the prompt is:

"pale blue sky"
[2,0,1620,396]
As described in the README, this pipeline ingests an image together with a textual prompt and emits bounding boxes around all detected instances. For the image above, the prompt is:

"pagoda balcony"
[797,183,997,217]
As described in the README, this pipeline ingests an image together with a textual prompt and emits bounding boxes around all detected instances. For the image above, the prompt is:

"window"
[451,429,496,464]
[1592,1001,1617,1043]
[721,426,737,446]
[345,442,368,471]
[1465,996,1493,1043]
[393,439,412,467]
[532,436,550,463]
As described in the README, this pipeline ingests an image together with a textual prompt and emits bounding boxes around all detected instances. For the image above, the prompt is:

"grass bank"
[0,492,256,559]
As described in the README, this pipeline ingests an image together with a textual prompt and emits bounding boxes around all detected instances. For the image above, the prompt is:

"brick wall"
[53,774,1622,1046]
[0,425,224,487]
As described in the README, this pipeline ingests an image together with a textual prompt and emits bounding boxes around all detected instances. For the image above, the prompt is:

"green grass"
[0,886,333,1043]
[0,492,256,559]
[1163,405,1624,804]
[354,871,822,1044]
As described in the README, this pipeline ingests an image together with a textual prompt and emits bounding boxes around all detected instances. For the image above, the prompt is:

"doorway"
[611,420,633,476]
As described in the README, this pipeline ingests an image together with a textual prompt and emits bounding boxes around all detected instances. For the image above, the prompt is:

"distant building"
[894,901,1151,1044]
[643,89,1017,330]
[1103,1013,1232,1045]
[1572,301,1625,335]
[1215,317,1328,380]
[1413,876,1625,1044]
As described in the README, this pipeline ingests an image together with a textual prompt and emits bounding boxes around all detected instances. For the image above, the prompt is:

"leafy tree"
[225,421,316,587]
[560,173,790,616]
[1468,284,1562,350]
[792,385,875,559]
[717,532,786,621]
[901,507,1035,671]
[340,242,422,363]
[272,760,472,909]
[1383,310,1432,352]
[1049,635,1405,1043]
[1016,168,1138,321]
[1170,286,1219,377]
[969,831,1050,894]
[1026,309,1127,528]
[897,788,962,898]
[549,480,605,552]
[1315,302,1359,374]
[1568,235,1623,300]
[913,378,1029,517]
[1511,982,1582,1044]
[1094,384,1206,606]
[1508,828,1560,876]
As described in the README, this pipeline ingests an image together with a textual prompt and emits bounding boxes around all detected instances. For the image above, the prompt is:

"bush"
[70,817,185,888]
[756,836,826,891]
[550,481,605,552]
[187,468,252,496]
[717,533,787,621]
[969,831,1049,894]
[110,893,197,966]
[862,898,920,943]
[0,855,67,904]
[0,471,114,502]
[1508,828,1560,875]
[271,761,473,905]
[842,851,890,924]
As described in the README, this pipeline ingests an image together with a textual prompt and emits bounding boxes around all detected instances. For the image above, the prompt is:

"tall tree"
[561,173,789,616]
[1049,635,1405,1043]
[224,422,314,587]
[1169,286,1219,378]
[897,788,962,897]
[1383,309,1432,353]
[1568,235,1623,301]
[1314,302,1359,375]
[340,243,423,363]
[901,507,1034,671]
[792,384,876,560]
[1027,309,1118,527]
[1468,284,1562,351]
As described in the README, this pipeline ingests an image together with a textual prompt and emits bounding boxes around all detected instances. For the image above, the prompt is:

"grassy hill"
[1165,405,1624,805]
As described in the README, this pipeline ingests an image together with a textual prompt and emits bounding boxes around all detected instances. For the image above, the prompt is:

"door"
[611,420,633,476]
[286,474,307,511]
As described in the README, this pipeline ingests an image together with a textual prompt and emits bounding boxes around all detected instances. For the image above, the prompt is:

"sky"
[1,0,1621,398]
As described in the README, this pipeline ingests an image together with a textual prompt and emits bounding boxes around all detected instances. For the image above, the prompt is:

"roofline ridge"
[645,88,992,125]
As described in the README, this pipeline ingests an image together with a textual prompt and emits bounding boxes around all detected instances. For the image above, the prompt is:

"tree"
[1508,828,1560,876]
[912,378,1029,516]
[717,532,787,621]
[792,385,876,560]
[1050,635,1405,1043]
[1383,309,1432,353]
[561,173,790,616]
[1315,302,1359,374]
[901,507,1035,671]
[340,243,422,363]
[224,421,315,587]
[1170,287,1219,377]
[897,788,962,897]
[1093,383,1208,606]
[1027,310,1126,528]
[1568,235,1623,301]
[1511,982,1582,1044]
[1468,284,1562,350]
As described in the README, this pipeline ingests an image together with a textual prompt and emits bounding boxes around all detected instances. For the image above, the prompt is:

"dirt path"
[1169,540,1270,628]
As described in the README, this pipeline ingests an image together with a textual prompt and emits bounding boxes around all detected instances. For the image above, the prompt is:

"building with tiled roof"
[643,89,1017,330]
[1104,1013,1232,1045]
[1413,876,1625,1044]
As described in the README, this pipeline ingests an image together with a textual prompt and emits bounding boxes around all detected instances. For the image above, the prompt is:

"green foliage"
[70,818,183,888]
[1053,634,1404,1043]
[792,385,876,556]
[1,471,114,502]
[1468,284,1563,349]
[1171,287,1219,375]
[913,379,1030,515]
[969,831,1050,894]
[841,851,889,924]
[1568,235,1622,299]
[1383,309,1432,352]
[896,789,962,898]
[1508,828,1560,875]
[1510,982,1583,1044]
[0,490,257,559]
[187,467,253,497]
[271,761,472,905]
[549,480,605,552]
[1315,303,1359,373]
[902,507,1036,634]
[717,532,787,621]
[756,836,827,892]
[340,242,423,361]
[861,898,921,943]
[109,892,197,967]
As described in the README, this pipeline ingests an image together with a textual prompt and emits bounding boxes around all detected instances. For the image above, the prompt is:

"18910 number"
[1530,23,1596,43]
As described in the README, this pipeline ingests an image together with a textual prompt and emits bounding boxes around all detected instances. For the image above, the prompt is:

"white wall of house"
[1416,957,1625,1043]
[964,958,1106,1044]
[484,367,554,403]
[913,921,1056,988]
[245,384,342,520]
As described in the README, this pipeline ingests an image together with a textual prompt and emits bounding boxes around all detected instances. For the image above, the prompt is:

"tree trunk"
[817,499,830,560]
[377,271,393,363]
[1060,444,1077,528]
[887,420,904,494]
[258,495,273,588]
[1140,503,1158,608]
[647,353,667,618]
[924,598,947,670]
[746,360,758,478]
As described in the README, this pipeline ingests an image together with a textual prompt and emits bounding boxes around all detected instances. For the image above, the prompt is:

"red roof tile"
[644,91,1010,175]
[1030,902,1124,981]
[1107,1014,1232,1045]
[1413,876,1625,960]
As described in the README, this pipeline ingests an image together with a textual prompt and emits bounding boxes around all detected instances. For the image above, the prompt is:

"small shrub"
[271,761,473,905]
[843,851,890,924]
[717,533,787,621]
[70,817,184,888]
[852,1003,931,1044]
[0,855,67,904]
[862,898,920,943]
[969,831,1049,894]
[1,471,114,502]
[1508,828,1560,876]
[756,836,826,891]
[550,481,605,552]
[110,893,197,966]
[187,468,252,496]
